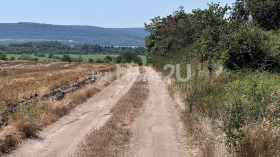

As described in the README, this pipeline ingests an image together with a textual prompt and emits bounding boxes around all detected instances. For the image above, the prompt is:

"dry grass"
[182,111,229,157]
[0,61,118,154]
[236,110,280,157]
[0,61,115,105]
[71,67,149,157]
[169,63,229,157]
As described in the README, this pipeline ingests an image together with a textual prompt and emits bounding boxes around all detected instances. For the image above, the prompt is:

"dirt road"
[129,67,186,157]
[6,67,139,157]
[7,66,186,157]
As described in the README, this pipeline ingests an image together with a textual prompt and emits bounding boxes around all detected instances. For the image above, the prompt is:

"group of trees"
[145,1,280,71]
[0,41,146,55]
[60,51,143,65]
[145,1,280,155]
[0,50,143,65]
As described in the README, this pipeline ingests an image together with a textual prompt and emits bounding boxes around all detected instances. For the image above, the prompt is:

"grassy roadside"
[71,67,149,157]
[169,62,280,157]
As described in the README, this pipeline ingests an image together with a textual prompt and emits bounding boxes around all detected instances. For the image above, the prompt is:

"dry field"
[0,61,116,154]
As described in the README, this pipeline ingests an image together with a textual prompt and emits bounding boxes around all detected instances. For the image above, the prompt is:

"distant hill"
[0,22,149,46]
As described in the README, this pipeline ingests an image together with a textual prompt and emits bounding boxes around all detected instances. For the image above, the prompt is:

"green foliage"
[0,50,7,61]
[222,25,279,71]
[225,73,280,121]
[88,58,94,63]
[247,0,280,30]
[231,0,250,23]
[145,1,280,155]
[61,55,72,62]
[18,54,32,60]
[10,56,16,61]
[30,58,39,62]
[223,73,280,148]
[116,51,143,65]
[145,4,230,67]
[96,58,103,63]
[48,53,54,58]
[104,55,113,63]
[77,55,84,62]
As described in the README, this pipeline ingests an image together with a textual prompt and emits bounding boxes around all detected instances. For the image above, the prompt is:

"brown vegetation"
[0,61,117,154]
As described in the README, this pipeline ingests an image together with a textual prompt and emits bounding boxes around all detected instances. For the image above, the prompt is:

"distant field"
[6,54,147,65]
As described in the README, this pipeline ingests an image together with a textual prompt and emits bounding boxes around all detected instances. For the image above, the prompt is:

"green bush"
[223,72,280,147]
[18,54,32,60]
[222,25,280,71]
[104,55,113,63]
[88,58,94,63]
[61,55,72,62]
[10,56,16,61]
[116,51,143,65]
[0,51,8,61]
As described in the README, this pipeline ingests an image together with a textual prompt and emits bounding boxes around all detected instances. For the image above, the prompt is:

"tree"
[104,55,113,63]
[116,51,143,65]
[231,0,249,23]
[247,0,280,30]
[61,55,72,62]
[222,25,279,71]
[0,51,7,61]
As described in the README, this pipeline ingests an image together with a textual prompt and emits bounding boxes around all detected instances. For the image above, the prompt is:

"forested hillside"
[145,1,280,156]
[0,22,149,46]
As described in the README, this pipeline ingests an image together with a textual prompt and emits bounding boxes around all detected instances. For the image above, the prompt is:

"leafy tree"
[61,55,72,62]
[0,51,8,61]
[104,55,113,63]
[247,0,280,30]
[231,0,249,23]
[192,3,230,63]
[222,25,279,71]
[145,4,230,67]
[116,51,143,65]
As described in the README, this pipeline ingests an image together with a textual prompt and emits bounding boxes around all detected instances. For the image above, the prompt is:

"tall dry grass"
[0,61,117,154]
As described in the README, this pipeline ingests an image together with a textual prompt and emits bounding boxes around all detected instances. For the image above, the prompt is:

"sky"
[0,0,235,28]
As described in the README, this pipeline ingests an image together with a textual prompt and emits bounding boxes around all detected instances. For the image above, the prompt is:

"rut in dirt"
[129,67,186,157]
